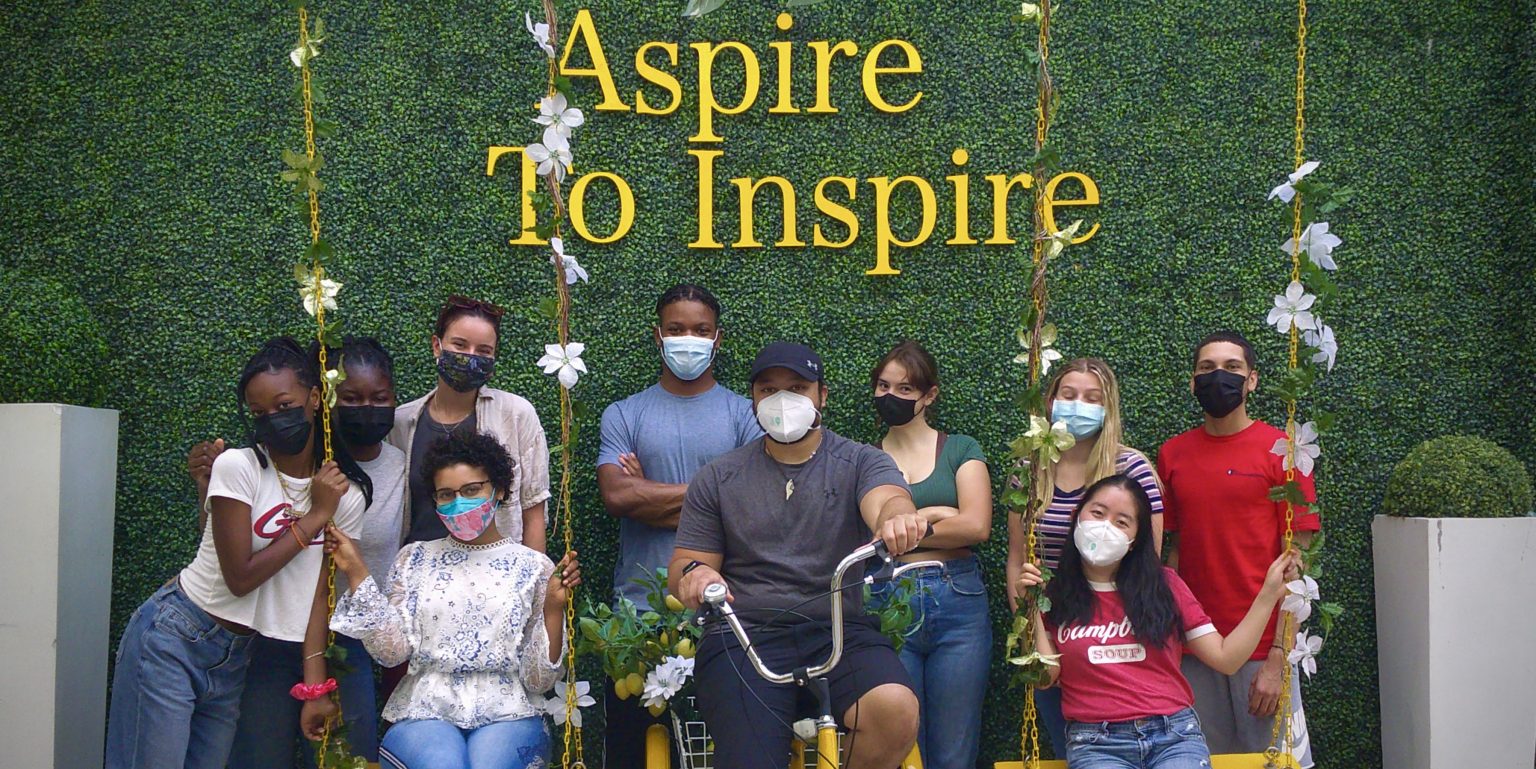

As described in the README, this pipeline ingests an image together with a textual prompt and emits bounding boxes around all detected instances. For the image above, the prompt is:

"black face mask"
[254,406,313,456]
[873,393,921,427]
[437,351,495,393]
[336,405,395,447]
[1193,370,1248,418]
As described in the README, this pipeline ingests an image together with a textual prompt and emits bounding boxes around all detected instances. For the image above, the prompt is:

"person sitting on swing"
[325,432,580,769]
[1015,474,1297,769]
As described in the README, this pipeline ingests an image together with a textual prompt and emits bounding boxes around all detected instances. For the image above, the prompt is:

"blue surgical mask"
[660,334,717,381]
[1051,399,1106,439]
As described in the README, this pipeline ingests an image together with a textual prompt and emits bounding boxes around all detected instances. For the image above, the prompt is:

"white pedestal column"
[0,404,119,769]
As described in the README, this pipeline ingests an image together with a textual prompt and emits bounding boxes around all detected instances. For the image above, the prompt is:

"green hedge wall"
[3,1,1534,766]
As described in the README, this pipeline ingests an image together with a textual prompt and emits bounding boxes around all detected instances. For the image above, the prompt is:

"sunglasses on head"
[444,295,505,319]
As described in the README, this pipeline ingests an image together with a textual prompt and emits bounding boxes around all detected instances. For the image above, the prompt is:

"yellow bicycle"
[644,536,933,769]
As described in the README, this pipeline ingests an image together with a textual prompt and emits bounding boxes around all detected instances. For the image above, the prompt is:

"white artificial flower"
[1288,631,1324,679]
[534,93,585,141]
[1304,323,1337,372]
[1282,575,1320,624]
[550,237,588,285]
[525,12,555,58]
[1270,420,1320,477]
[538,342,588,389]
[1019,3,1041,22]
[1267,280,1318,334]
[1268,160,1320,203]
[525,141,572,182]
[1044,219,1084,259]
[1281,222,1343,271]
[298,277,341,316]
[543,680,596,727]
[641,655,695,710]
[1012,325,1062,375]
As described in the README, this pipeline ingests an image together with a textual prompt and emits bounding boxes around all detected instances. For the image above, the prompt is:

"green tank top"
[906,433,988,509]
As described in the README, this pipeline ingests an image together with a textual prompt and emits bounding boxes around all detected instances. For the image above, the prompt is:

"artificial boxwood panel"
[3,1,1533,767]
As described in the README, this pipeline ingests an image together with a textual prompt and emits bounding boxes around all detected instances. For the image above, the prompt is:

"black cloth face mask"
[336,405,395,447]
[873,393,921,426]
[254,405,313,456]
[437,351,495,393]
[1193,370,1248,418]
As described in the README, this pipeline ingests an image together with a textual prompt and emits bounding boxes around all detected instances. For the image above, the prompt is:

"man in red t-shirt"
[1158,332,1320,767]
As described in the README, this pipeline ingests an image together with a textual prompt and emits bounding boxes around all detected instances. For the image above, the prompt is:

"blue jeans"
[1034,684,1069,758]
[227,633,379,767]
[380,717,551,769]
[868,555,992,769]
[105,581,254,769]
[1064,708,1212,769]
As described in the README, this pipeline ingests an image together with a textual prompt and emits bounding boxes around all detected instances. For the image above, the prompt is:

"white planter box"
[1372,515,1536,769]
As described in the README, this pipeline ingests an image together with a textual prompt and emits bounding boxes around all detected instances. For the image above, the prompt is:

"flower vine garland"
[521,2,595,764]
[280,4,365,768]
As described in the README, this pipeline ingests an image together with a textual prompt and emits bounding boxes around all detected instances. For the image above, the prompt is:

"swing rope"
[1019,2,1055,767]
[1267,0,1308,764]
[293,7,347,764]
[532,1,586,765]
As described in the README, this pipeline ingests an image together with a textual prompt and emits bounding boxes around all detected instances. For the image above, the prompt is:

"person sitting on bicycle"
[670,341,927,769]
[1015,474,1297,769]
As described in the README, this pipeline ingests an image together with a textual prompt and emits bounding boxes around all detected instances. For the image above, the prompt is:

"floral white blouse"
[332,537,563,729]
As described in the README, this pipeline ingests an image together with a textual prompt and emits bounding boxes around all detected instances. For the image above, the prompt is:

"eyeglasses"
[445,295,505,319]
[432,480,494,506]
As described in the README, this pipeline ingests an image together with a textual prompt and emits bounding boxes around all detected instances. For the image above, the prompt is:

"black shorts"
[695,615,913,769]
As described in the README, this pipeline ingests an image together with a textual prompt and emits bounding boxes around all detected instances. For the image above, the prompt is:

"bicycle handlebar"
[701,525,939,685]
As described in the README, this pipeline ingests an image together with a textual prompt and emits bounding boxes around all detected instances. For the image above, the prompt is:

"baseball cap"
[748,341,824,383]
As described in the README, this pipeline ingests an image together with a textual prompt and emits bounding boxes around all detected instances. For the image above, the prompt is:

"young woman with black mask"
[106,338,369,769]
[867,341,993,769]
[389,296,550,553]
[1015,475,1296,769]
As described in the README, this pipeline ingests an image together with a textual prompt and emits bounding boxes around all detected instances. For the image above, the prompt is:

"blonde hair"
[1033,358,1149,511]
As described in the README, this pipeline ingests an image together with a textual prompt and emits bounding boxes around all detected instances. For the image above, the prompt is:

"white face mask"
[756,390,819,444]
[1073,519,1132,567]
[660,333,716,381]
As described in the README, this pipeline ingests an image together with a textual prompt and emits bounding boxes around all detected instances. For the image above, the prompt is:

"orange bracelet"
[289,521,309,549]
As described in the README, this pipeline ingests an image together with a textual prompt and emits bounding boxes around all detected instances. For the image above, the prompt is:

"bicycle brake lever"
[867,522,937,584]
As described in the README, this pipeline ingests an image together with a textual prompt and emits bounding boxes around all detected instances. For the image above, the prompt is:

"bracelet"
[289,678,338,702]
[289,521,309,550]
[681,560,706,578]
[304,650,326,661]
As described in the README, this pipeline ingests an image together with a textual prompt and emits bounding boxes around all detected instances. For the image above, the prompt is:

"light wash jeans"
[380,717,551,769]
[227,633,380,767]
[1065,707,1212,769]
[105,581,254,769]
[868,555,992,769]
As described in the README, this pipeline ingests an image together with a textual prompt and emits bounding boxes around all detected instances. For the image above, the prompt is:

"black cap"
[748,342,823,383]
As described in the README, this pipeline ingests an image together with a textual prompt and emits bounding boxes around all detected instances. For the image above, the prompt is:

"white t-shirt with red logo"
[1046,568,1217,723]
[179,448,366,642]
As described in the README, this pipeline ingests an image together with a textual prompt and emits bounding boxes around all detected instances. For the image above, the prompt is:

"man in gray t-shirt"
[596,285,759,769]
[670,341,927,769]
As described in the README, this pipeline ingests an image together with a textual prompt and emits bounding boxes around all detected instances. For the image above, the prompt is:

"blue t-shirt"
[598,382,762,607]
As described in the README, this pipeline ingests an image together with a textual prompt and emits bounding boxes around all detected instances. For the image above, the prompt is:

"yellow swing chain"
[296,7,343,764]
[1020,3,1053,767]
[532,3,586,766]
[1268,0,1307,764]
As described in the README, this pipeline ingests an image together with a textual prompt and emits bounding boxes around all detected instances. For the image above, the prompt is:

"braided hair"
[237,337,374,506]
[308,335,396,391]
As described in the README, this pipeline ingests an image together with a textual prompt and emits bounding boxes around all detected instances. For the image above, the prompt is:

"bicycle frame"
[701,538,941,769]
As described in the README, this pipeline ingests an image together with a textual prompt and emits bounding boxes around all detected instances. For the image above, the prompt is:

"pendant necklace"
[767,444,817,500]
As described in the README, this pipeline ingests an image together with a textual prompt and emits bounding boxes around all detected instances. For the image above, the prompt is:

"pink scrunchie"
[289,678,338,702]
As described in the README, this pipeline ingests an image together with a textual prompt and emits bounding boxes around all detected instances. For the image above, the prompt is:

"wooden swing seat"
[996,754,1299,769]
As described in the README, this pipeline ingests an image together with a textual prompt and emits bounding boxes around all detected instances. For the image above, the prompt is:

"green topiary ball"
[1381,435,1535,519]
[0,269,110,408]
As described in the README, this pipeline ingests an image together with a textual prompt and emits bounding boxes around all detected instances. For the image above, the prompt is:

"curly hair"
[419,432,517,502]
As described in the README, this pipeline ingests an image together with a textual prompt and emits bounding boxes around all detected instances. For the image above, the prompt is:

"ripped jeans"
[1064,707,1212,769]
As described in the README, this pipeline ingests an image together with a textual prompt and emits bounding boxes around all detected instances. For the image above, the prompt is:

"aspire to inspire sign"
[487,10,1102,275]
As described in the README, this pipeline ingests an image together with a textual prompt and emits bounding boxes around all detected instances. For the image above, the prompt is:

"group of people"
[103,284,1320,769]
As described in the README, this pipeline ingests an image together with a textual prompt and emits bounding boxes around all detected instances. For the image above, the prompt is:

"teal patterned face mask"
[437,350,495,392]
